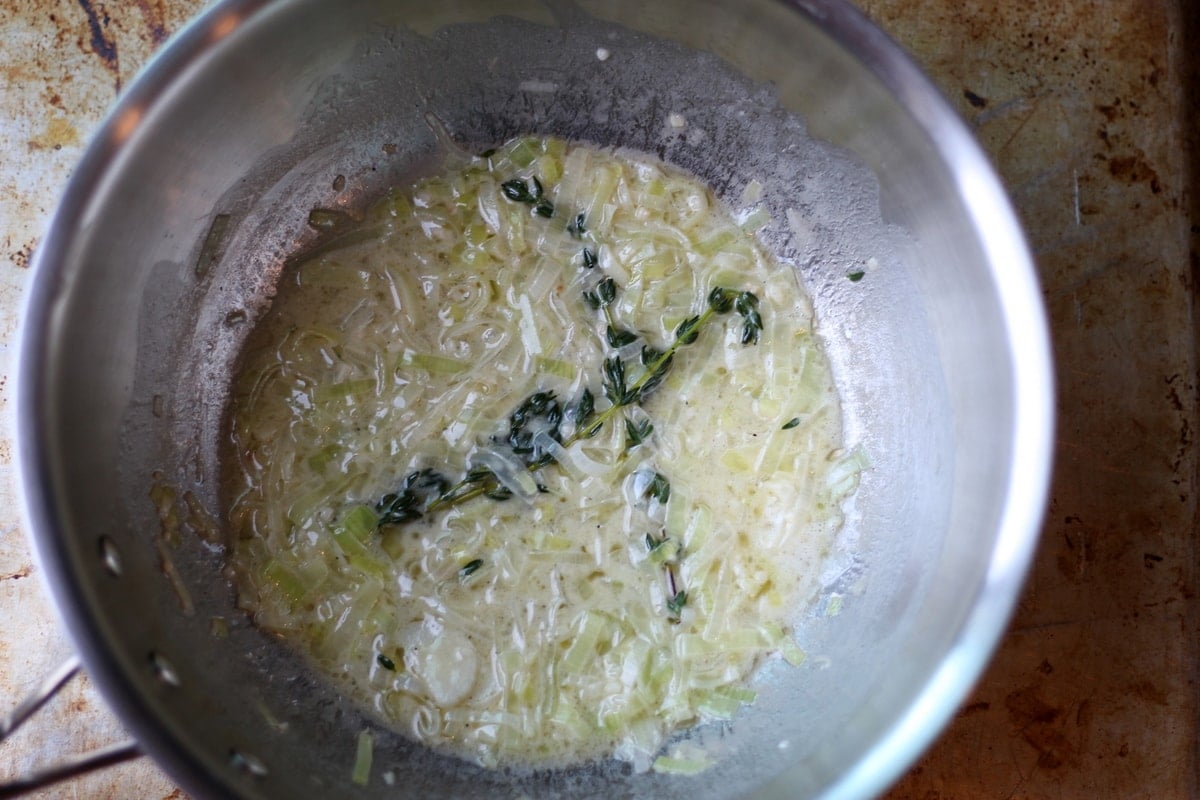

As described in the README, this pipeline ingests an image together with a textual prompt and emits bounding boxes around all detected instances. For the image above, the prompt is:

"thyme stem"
[561,305,720,450]
[375,287,757,528]
[424,310,712,513]
[425,482,489,514]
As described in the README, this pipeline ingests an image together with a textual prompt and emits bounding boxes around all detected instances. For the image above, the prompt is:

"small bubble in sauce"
[595,47,610,61]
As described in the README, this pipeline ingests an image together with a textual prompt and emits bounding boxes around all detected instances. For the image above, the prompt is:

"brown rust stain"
[1074,697,1093,729]
[0,565,32,581]
[134,0,171,45]
[27,114,81,151]
[1004,685,1078,771]
[1096,99,1122,122]
[10,240,34,269]
[75,0,121,90]
[956,701,991,717]
[875,0,1197,795]
[962,87,988,108]
[1108,151,1163,194]
[1126,679,1170,707]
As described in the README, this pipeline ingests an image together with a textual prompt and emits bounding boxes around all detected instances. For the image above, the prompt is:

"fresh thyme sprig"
[371,246,760,531]
[376,468,450,525]
[373,284,760,527]
[417,392,570,514]
[570,285,761,449]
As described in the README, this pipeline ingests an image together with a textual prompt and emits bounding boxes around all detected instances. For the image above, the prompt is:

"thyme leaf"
[459,559,483,578]
[463,466,494,484]
[707,286,735,314]
[568,213,587,238]
[501,178,535,203]
[635,354,672,401]
[377,654,396,671]
[606,325,639,348]
[596,277,617,306]
[484,486,514,501]
[405,468,449,494]
[570,388,596,430]
[505,391,562,456]
[581,247,598,269]
[375,490,421,525]
[644,472,671,505]
[376,469,449,525]
[674,315,702,345]
[666,589,688,619]
[736,291,763,345]
[782,417,801,430]
[602,356,628,405]
[625,417,654,451]
[500,176,552,217]
[583,276,617,310]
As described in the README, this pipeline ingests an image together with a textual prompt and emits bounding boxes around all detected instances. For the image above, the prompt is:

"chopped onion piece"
[516,294,542,356]
[738,206,771,233]
[652,756,712,776]
[471,447,539,503]
[531,430,608,481]
[352,731,373,786]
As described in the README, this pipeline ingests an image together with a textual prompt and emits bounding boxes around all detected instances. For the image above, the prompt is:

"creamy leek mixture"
[225,136,859,771]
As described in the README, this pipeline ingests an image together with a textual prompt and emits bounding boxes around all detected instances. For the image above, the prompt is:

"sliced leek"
[226,136,857,771]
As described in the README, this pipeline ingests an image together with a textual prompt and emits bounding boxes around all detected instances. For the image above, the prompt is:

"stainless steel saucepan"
[13,1,1053,797]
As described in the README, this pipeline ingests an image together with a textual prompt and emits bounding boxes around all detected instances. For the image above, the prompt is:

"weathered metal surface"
[866,1,1199,797]
[0,3,207,797]
[0,1,1194,798]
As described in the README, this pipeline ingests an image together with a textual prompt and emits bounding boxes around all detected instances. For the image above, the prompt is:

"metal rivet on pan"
[148,651,181,688]
[229,748,269,777]
[98,536,122,577]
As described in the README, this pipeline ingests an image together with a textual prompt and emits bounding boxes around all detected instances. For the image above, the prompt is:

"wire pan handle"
[0,656,143,798]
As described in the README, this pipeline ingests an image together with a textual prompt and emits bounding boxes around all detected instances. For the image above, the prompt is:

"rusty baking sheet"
[870,1,1199,796]
[1,1,1195,798]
